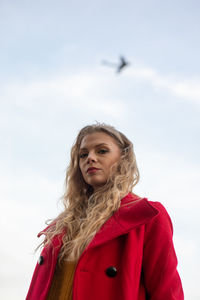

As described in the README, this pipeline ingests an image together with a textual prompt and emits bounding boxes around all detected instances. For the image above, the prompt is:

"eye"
[98,149,108,154]
[79,153,88,159]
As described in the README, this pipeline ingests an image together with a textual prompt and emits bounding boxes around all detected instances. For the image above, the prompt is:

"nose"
[86,151,97,164]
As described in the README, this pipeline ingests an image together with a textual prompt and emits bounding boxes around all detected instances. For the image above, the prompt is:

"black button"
[105,266,117,277]
[38,255,44,265]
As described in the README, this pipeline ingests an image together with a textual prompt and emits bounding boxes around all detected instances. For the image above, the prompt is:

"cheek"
[107,156,120,172]
[104,162,115,174]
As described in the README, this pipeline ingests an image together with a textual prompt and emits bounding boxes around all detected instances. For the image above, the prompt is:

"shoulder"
[149,201,173,230]
[149,201,171,214]
[144,200,174,243]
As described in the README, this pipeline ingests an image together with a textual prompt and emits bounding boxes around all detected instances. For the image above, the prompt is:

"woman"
[26,123,184,300]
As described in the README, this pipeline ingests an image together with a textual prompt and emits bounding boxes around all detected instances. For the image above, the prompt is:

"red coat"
[26,193,184,300]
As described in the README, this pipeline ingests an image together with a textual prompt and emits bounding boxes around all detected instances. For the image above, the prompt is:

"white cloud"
[135,148,200,213]
[171,80,200,102]
[125,66,200,106]
[0,71,127,119]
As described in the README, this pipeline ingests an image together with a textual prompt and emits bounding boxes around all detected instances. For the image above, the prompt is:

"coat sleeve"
[142,202,184,300]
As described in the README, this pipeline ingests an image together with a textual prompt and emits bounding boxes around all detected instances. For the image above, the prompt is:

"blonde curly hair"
[40,123,139,262]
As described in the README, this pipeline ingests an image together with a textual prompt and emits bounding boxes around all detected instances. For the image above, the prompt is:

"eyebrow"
[79,143,109,151]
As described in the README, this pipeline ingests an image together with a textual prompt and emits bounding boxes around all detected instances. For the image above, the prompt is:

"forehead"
[80,132,118,149]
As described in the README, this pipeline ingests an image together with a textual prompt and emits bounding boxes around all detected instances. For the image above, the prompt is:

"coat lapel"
[86,193,159,250]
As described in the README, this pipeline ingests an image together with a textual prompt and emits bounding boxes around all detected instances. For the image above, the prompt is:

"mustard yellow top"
[46,260,77,300]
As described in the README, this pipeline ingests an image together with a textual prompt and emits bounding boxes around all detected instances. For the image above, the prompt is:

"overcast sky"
[1,1,200,299]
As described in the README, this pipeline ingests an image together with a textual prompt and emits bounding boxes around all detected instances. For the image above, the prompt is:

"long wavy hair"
[40,123,139,262]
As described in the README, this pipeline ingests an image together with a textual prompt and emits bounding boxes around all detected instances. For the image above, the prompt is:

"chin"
[91,181,107,190]
[87,177,105,188]
[90,181,103,188]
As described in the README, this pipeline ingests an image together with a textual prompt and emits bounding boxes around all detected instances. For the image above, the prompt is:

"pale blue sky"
[0,1,200,299]
[1,0,200,76]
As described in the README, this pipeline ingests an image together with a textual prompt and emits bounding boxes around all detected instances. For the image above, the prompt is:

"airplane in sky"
[102,56,130,73]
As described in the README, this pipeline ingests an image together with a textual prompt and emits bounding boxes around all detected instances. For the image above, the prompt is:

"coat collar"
[39,193,159,251]
[85,193,159,250]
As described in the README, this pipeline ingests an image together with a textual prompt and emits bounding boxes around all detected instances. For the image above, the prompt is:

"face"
[79,132,121,191]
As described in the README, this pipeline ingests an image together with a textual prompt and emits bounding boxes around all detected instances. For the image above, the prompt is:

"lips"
[87,167,100,173]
